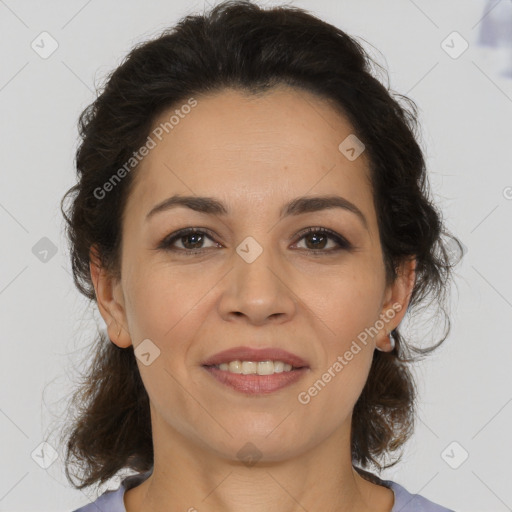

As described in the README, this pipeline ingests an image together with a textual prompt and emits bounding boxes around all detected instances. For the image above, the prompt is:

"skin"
[90,85,416,512]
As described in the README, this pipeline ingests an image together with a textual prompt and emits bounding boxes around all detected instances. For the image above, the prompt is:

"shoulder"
[70,471,152,512]
[383,479,455,512]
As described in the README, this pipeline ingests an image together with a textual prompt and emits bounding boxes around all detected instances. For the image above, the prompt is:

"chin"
[201,425,314,464]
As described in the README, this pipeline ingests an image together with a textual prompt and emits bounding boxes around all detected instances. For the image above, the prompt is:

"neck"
[124,415,394,512]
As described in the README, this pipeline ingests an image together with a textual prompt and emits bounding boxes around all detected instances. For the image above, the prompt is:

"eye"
[157,226,353,256]
[292,227,353,253]
[158,228,219,254]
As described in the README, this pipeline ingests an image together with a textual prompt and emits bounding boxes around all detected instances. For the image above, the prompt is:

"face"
[92,86,414,463]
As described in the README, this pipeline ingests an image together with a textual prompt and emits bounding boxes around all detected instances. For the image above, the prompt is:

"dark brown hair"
[55,0,464,491]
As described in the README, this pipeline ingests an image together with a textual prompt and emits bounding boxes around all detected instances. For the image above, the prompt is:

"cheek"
[297,280,379,423]
[122,265,213,427]
[305,262,384,346]
[122,261,208,346]
[297,346,374,440]
[300,265,383,417]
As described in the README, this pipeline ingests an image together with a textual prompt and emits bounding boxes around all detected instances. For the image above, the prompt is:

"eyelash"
[157,226,353,256]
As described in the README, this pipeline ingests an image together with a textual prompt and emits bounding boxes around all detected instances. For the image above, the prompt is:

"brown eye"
[178,232,207,250]
[158,226,352,257]
[294,227,352,253]
[159,228,219,254]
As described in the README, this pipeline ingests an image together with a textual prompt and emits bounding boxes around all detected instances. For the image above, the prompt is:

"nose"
[217,245,297,326]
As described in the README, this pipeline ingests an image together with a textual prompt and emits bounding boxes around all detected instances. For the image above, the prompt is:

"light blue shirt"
[72,470,455,511]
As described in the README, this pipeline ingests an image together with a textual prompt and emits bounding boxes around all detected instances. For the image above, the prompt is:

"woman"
[59,1,462,510]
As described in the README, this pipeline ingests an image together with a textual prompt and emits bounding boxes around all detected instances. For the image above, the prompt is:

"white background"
[1,1,511,511]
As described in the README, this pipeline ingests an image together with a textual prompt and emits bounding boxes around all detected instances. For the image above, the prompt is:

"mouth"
[202,346,309,395]
[208,360,300,374]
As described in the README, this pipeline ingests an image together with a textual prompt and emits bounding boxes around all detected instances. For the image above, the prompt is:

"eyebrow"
[145,194,368,230]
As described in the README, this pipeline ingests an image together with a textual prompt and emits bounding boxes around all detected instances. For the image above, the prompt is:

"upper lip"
[202,346,309,368]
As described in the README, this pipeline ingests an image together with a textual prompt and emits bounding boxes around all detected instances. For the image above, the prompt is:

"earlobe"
[375,330,395,352]
[107,318,131,349]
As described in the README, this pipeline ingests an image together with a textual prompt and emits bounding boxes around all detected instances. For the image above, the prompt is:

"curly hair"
[55,0,464,491]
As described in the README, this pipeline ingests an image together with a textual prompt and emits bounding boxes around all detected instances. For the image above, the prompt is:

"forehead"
[127,86,374,223]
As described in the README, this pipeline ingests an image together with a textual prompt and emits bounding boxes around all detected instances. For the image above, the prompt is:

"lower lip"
[203,366,308,395]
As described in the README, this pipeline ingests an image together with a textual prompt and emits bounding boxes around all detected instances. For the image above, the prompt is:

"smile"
[214,360,295,375]
[203,363,308,395]
[202,345,310,394]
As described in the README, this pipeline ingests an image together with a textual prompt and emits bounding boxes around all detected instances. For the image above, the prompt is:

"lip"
[204,366,308,395]
[202,346,309,368]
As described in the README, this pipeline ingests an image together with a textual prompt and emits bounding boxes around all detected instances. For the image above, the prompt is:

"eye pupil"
[182,233,204,249]
[305,232,327,250]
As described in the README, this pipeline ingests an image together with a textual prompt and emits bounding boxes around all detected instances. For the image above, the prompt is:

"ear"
[89,244,132,348]
[375,257,416,352]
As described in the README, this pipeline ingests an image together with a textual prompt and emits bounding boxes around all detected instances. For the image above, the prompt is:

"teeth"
[216,360,294,375]
[273,361,284,373]
[242,361,258,374]
[228,361,241,373]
